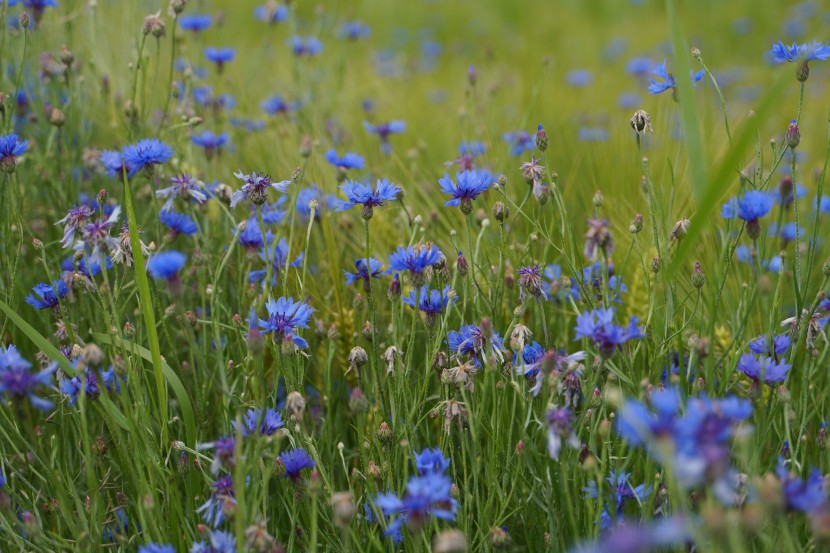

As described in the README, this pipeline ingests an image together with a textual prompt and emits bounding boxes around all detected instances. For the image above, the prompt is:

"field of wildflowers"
[1,0,830,551]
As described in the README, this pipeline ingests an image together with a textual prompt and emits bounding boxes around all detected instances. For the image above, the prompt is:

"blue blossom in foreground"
[248,238,303,287]
[777,459,829,513]
[279,447,316,480]
[770,40,830,81]
[447,324,504,366]
[160,210,198,237]
[179,14,212,32]
[574,307,643,356]
[616,388,752,491]
[121,139,174,178]
[325,148,365,172]
[204,47,236,70]
[138,544,175,553]
[737,354,791,387]
[414,448,450,475]
[191,529,237,553]
[147,251,186,281]
[403,286,456,325]
[335,179,400,219]
[26,280,69,311]
[438,169,493,213]
[338,20,370,40]
[583,471,652,529]
[156,173,208,212]
[258,297,314,348]
[290,36,322,57]
[231,171,290,207]
[255,2,287,23]
[0,133,29,173]
[344,258,386,291]
[363,120,405,154]
[388,244,443,285]
[569,517,691,553]
[0,345,55,411]
[197,475,236,528]
[546,406,579,460]
[647,61,704,95]
[374,472,458,537]
[364,503,404,543]
[192,131,229,158]
[502,130,534,156]
[232,407,284,438]
[749,333,791,357]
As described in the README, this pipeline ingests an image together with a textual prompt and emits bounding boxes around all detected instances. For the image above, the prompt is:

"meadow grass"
[1,0,830,552]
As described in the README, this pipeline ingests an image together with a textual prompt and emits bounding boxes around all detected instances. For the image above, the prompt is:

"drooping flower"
[373,472,458,537]
[179,14,212,32]
[517,264,547,301]
[231,407,284,438]
[344,258,386,291]
[0,345,55,411]
[647,61,704,95]
[146,251,186,281]
[0,133,29,173]
[438,170,493,213]
[121,139,174,177]
[231,171,290,208]
[257,297,314,348]
[26,280,69,311]
[279,447,316,480]
[55,204,96,247]
[156,173,208,212]
[335,179,400,219]
[584,218,614,261]
[363,120,405,154]
[199,435,237,475]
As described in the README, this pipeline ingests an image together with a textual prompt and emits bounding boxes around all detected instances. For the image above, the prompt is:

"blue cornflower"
[255,3,288,23]
[193,86,236,110]
[447,324,504,366]
[229,117,265,132]
[138,544,175,553]
[279,447,316,480]
[546,406,579,460]
[121,139,173,177]
[59,367,101,406]
[204,47,236,69]
[338,20,370,40]
[574,307,643,356]
[100,366,125,394]
[583,471,652,527]
[570,516,691,553]
[566,69,593,87]
[191,529,237,553]
[736,190,774,221]
[737,354,791,386]
[748,334,791,357]
[388,245,443,284]
[777,459,829,513]
[374,472,458,538]
[232,407,284,438]
[73,205,121,261]
[335,179,400,219]
[26,280,69,311]
[438,169,493,212]
[403,286,456,325]
[0,133,29,173]
[363,120,405,154]
[625,56,653,76]
[578,127,609,142]
[261,94,297,116]
[199,435,237,475]
[231,171,290,208]
[518,264,548,301]
[191,131,229,157]
[344,258,386,290]
[100,150,127,177]
[103,509,130,543]
[647,61,704,95]
[257,296,314,348]
[0,345,55,411]
[156,173,208,212]
[62,255,113,279]
[502,130,534,156]
[248,238,303,287]
[289,36,322,56]
[197,475,235,528]
[236,218,274,252]
[147,251,186,280]
[179,14,212,32]
[325,148,365,171]
[55,204,96,248]
[257,196,288,225]
[160,210,198,237]
[450,141,485,171]
[771,41,830,65]
[414,448,450,475]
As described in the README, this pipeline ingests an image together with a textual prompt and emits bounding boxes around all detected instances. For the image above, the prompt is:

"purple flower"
[231,171,290,208]
[257,297,314,348]
[232,407,284,438]
[55,204,95,248]
[199,436,237,474]
[584,218,614,261]
[518,264,547,301]
[0,345,55,411]
[546,406,579,459]
[279,447,315,480]
[374,472,458,537]
[438,169,493,212]
[156,173,208,212]
[197,475,236,528]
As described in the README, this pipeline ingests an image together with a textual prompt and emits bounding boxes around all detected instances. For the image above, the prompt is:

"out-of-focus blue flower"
[414,448,450,475]
[777,458,829,513]
[255,3,287,23]
[232,407,284,438]
[770,40,830,63]
[296,186,337,219]
[261,94,298,116]
[438,170,493,209]
[748,333,791,356]
[737,354,791,385]
[374,472,458,538]
[193,86,236,110]
[26,280,69,310]
[502,130,534,156]
[647,61,704,95]
[578,127,609,142]
[566,69,593,87]
[279,447,316,479]
[325,148,364,170]
[625,56,653,76]
[160,210,198,236]
[248,238,303,287]
[363,120,405,154]
[197,475,235,528]
[56,204,96,248]
[138,544,175,553]
[204,47,236,68]
[574,307,643,355]
[179,14,212,32]
[61,255,113,278]
[192,131,229,155]
[59,367,101,406]
[191,530,237,553]
[257,297,314,348]
[289,36,322,57]
[147,251,186,280]
[569,516,691,553]
[0,345,55,411]
[338,20,370,40]
[583,471,652,529]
